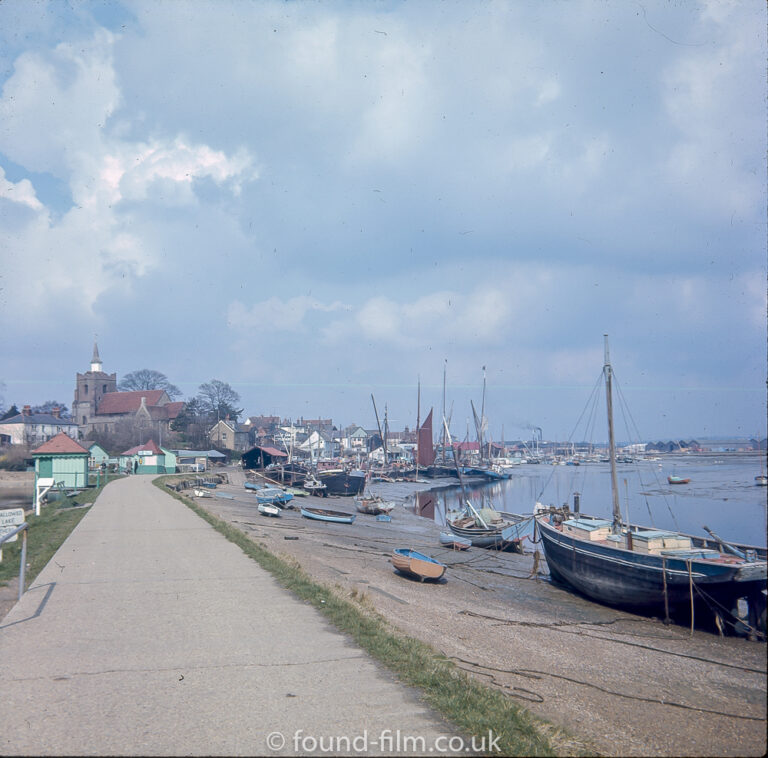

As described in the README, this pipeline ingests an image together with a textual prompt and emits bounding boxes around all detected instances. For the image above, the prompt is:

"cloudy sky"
[0,0,765,442]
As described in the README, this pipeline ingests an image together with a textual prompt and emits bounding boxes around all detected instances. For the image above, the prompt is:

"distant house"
[0,406,79,447]
[342,426,368,450]
[298,430,339,459]
[32,432,90,489]
[208,418,250,451]
[118,440,176,474]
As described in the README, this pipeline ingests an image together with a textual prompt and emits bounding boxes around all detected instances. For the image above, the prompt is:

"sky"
[0,0,765,444]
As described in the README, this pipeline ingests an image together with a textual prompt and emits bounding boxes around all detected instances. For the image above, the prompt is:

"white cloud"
[228,296,349,333]
[0,31,256,324]
[0,167,43,210]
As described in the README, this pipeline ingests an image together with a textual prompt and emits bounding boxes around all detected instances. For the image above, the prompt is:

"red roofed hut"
[32,432,90,489]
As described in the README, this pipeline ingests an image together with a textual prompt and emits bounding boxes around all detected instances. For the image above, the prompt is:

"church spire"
[90,341,103,373]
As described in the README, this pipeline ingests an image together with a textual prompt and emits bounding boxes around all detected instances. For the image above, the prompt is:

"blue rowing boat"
[300,507,356,524]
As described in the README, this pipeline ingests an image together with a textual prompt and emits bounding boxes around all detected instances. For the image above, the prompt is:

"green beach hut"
[32,432,90,489]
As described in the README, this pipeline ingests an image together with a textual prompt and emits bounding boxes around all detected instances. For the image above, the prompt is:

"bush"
[0,446,30,471]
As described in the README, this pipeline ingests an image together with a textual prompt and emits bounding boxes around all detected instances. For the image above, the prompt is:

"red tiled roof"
[97,390,166,415]
[120,439,164,456]
[147,401,185,421]
[260,446,288,457]
[32,432,89,455]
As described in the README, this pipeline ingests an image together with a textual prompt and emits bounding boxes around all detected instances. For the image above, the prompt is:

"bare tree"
[119,369,181,399]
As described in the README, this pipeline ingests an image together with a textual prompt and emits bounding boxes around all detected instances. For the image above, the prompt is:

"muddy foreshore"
[199,469,766,757]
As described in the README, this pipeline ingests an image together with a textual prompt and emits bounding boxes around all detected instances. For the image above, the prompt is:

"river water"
[415,455,767,548]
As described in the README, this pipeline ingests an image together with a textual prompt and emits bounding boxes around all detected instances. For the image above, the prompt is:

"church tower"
[73,342,117,435]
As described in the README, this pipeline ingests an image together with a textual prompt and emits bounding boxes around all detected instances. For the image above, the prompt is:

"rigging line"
[613,372,678,530]
[536,372,603,501]
[451,657,764,722]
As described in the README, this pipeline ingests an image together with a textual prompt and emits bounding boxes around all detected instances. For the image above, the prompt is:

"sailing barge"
[535,337,767,637]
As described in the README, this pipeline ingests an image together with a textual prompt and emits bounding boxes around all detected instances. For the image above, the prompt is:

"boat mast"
[441,359,447,463]
[603,335,622,531]
[371,394,387,467]
[480,365,486,463]
[415,377,421,479]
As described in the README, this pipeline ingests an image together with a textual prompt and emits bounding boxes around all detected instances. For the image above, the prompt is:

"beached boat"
[439,532,471,550]
[391,548,447,581]
[257,502,281,517]
[354,493,396,515]
[447,509,534,550]
[302,473,327,496]
[253,487,294,506]
[376,513,392,522]
[300,507,356,524]
[192,488,212,498]
[316,468,366,496]
[667,475,691,485]
[535,337,767,636]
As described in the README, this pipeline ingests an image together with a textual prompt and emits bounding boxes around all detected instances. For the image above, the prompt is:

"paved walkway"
[0,476,455,756]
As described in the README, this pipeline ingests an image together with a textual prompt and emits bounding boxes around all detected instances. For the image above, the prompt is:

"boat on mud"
[300,507,356,524]
[391,548,447,581]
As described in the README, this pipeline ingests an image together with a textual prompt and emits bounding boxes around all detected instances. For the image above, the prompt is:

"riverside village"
[1,343,766,757]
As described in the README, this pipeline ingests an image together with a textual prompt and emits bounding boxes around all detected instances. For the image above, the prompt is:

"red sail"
[417,409,436,467]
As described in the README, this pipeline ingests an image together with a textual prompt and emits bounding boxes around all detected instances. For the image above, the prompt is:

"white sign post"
[0,508,25,562]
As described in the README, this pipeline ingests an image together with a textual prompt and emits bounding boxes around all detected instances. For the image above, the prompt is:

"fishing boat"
[667,475,691,485]
[300,507,356,524]
[303,473,327,496]
[257,502,281,517]
[253,487,294,506]
[535,336,767,636]
[391,548,447,581]
[439,532,471,550]
[316,467,366,496]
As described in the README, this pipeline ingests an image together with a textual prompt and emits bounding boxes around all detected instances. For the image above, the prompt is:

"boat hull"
[316,469,366,496]
[300,507,356,524]
[392,549,446,581]
[537,516,767,615]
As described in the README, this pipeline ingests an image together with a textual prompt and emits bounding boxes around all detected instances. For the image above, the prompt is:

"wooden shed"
[32,433,90,489]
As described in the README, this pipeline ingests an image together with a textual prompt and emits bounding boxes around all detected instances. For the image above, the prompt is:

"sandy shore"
[2,470,765,756]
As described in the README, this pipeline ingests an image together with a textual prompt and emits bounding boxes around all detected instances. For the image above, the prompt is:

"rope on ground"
[458,610,767,674]
[449,655,765,722]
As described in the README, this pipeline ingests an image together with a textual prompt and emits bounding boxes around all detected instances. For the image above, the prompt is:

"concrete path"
[0,476,457,756]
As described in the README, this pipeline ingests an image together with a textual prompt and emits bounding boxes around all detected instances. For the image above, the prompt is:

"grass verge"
[0,478,120,590]
[156,476,574,757]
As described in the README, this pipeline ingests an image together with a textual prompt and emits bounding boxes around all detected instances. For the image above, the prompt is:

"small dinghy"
[257,503,281,517]
[668,475,691,485]
[300,507,355,524]
[391,548,447,582]
[193,488,213,498]
[439,532,471,550]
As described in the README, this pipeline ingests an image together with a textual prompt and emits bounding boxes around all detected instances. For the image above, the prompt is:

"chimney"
[23,405,32,416]
[52,406,61,418]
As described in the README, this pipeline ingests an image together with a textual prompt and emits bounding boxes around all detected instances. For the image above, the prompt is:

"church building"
[72,344,184,438]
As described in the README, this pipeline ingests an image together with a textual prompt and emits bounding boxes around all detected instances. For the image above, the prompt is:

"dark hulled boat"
[316,468,366,496]
[535,337,767,636]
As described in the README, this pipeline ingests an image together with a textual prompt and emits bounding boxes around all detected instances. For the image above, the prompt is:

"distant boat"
[300,507,356,524]
[667,475,691,485]
[439,532,471,550]
[391,548,447,581]
[354,492,396,515]
[253,487,294,506]
[303,473,327,496]
[315,468,366,496]
[756,475,768,487]
[257,503,281,517]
